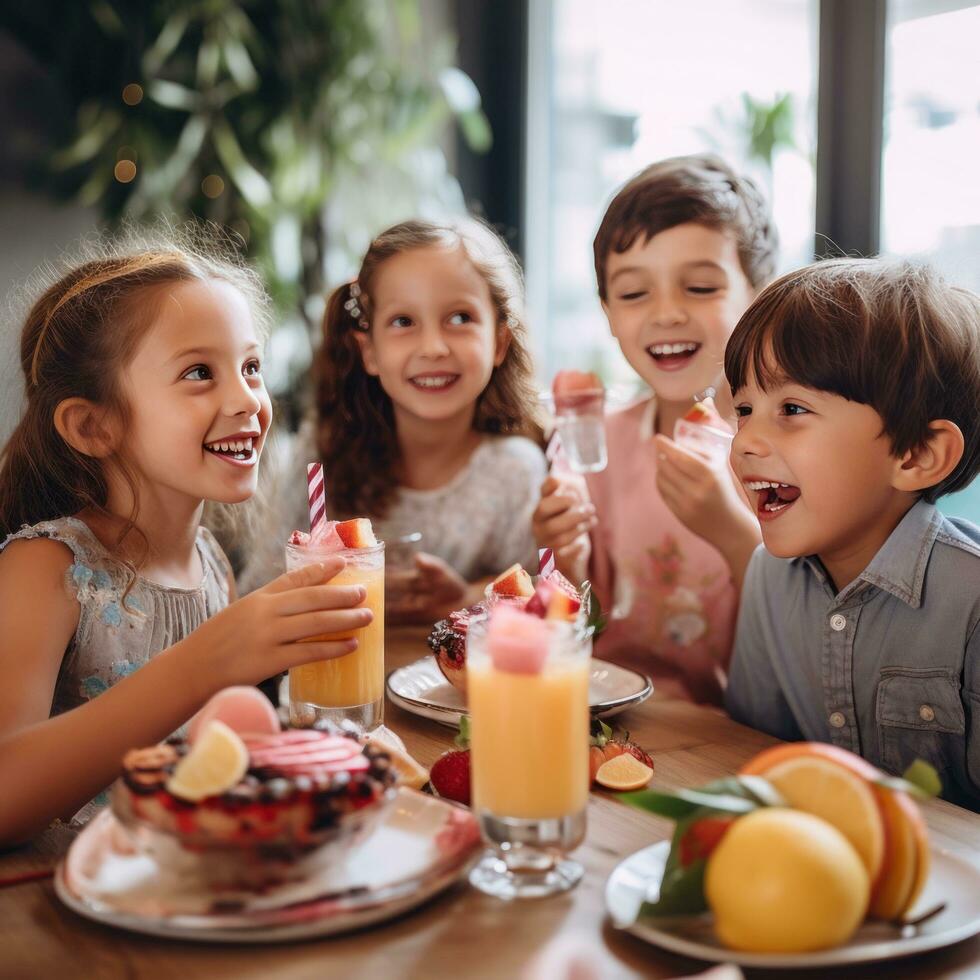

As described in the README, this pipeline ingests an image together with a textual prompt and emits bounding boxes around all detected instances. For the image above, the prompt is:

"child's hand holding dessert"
[653,433,760,590]
[531,474,597,586]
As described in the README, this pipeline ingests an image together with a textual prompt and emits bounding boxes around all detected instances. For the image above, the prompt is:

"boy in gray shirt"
[723,259,980,811]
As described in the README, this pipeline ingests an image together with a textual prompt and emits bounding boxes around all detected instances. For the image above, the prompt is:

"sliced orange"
[757,754,885,885]
[596,754,653,791]
[364,736,429,791]
[741,742,881,782]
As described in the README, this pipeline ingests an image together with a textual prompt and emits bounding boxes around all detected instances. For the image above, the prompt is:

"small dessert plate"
[56,788,481,943]
[387,655,652,728]
[605,840,980,968]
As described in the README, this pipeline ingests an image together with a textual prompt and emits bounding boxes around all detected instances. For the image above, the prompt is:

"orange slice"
[166,720,249,802]
[596,753,653,791]
[364,736,429,791]
[760,754,885,885]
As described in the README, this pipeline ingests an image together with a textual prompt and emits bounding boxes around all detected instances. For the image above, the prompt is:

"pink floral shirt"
[581,397,738,704]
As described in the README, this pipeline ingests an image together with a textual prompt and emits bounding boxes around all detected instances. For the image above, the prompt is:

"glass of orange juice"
[466,605,591,899]
[285,538,385,732]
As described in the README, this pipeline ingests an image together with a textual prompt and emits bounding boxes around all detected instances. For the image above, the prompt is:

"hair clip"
[343,281,364,324]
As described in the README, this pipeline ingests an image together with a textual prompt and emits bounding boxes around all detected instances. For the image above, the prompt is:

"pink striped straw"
[307,462,326,533]
[538,548,556,577]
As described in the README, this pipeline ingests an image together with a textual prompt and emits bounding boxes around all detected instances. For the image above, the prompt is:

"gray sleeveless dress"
[0,516,233,823]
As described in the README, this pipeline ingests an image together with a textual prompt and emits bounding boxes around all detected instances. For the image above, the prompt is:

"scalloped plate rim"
[386,654,653,728]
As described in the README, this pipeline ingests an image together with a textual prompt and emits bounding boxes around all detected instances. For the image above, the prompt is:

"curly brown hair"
[314,218,542,518]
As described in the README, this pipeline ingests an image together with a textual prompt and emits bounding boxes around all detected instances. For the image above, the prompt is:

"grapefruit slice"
[754,754,885,885]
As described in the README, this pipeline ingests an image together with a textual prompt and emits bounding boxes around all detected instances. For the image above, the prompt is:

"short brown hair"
[593,154,777,299]
[315,218,542,518]
[725,259,980,502]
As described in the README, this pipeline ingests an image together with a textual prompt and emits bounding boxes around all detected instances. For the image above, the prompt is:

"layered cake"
[116,728,395,851]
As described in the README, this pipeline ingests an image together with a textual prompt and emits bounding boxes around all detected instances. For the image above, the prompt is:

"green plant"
[700,91,797,175]
[6,0,490,331]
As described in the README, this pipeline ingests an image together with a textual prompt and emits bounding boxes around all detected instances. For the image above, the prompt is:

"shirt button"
[829,711,846,728]
[830,614,847,632]
[919,704,936,722]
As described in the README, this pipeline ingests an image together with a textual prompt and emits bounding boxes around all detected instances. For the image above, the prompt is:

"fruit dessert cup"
[466,604,592,899]
[114,714,397,891]
[427,563,584,694]
[551,369,607,474]
[672,400,733,468]
[286,517,385,731]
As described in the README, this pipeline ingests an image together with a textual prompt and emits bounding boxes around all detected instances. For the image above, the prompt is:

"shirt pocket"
[875,667,964,780]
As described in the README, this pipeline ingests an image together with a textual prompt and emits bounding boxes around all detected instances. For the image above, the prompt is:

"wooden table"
[3,627,979,979]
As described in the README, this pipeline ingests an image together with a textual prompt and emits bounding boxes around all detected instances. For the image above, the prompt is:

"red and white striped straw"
[538,548,555,577]
[307,462,326,534]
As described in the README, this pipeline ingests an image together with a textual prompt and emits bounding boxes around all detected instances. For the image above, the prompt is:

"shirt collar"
[638,396,657,442]
[795,499,941,608]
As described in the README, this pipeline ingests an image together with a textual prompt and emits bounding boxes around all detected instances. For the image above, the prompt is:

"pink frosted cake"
[116,729,395,851]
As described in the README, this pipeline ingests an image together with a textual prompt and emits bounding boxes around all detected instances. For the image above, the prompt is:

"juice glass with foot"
[466,605,591,899]
[285,525,385,732]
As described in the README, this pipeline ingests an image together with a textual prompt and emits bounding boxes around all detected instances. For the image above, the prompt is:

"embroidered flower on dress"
[82,675,109,699]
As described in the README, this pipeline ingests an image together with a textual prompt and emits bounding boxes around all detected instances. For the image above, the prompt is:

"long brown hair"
[0,224,271,542]
[315,218,542,518]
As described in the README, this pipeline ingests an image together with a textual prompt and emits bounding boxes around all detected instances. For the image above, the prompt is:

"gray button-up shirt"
[726,499,980,811]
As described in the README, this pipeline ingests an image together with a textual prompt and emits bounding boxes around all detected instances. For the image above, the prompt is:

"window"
[524,0,818,383]
[881,1,980,293]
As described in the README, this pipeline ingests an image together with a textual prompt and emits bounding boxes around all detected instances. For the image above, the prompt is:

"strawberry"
[335,518,377,548]
[428,717,471,806]
[588,719,654,783]
[678,815,736,867]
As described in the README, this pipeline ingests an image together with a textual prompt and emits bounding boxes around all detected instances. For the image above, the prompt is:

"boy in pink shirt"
[534,155,777,703]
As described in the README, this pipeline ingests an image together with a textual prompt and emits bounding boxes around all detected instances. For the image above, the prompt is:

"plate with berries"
[387,562,653,727]
[55,688,482,942]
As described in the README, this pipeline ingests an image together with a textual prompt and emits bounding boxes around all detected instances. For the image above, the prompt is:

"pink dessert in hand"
[486,605,552,675]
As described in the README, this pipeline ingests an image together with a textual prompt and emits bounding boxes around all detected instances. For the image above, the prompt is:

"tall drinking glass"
[466,616,591,899]
[285,539,385,731]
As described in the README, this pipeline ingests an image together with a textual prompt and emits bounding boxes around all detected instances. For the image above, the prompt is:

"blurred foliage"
[4,0,490,330]
[699,91,798,175]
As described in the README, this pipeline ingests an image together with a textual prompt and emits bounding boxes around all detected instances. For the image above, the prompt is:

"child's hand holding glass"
[181,556,374,695]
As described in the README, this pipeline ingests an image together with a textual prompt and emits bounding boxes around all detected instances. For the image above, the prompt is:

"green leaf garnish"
[875,759,942,800]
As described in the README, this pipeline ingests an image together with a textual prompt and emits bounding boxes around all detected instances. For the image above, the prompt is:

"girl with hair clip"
[0,229,373,845]
[244,218,546,623]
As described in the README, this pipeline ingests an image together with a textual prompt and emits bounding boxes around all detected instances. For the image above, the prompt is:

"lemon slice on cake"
[166,719,249,802]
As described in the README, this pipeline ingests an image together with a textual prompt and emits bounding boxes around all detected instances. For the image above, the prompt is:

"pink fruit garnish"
[552,370,605,414]
[486,605,551,675]
[490,563,534,598]
[187,686,281,744]
[553,369,603,397]
[335,518,378,549]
